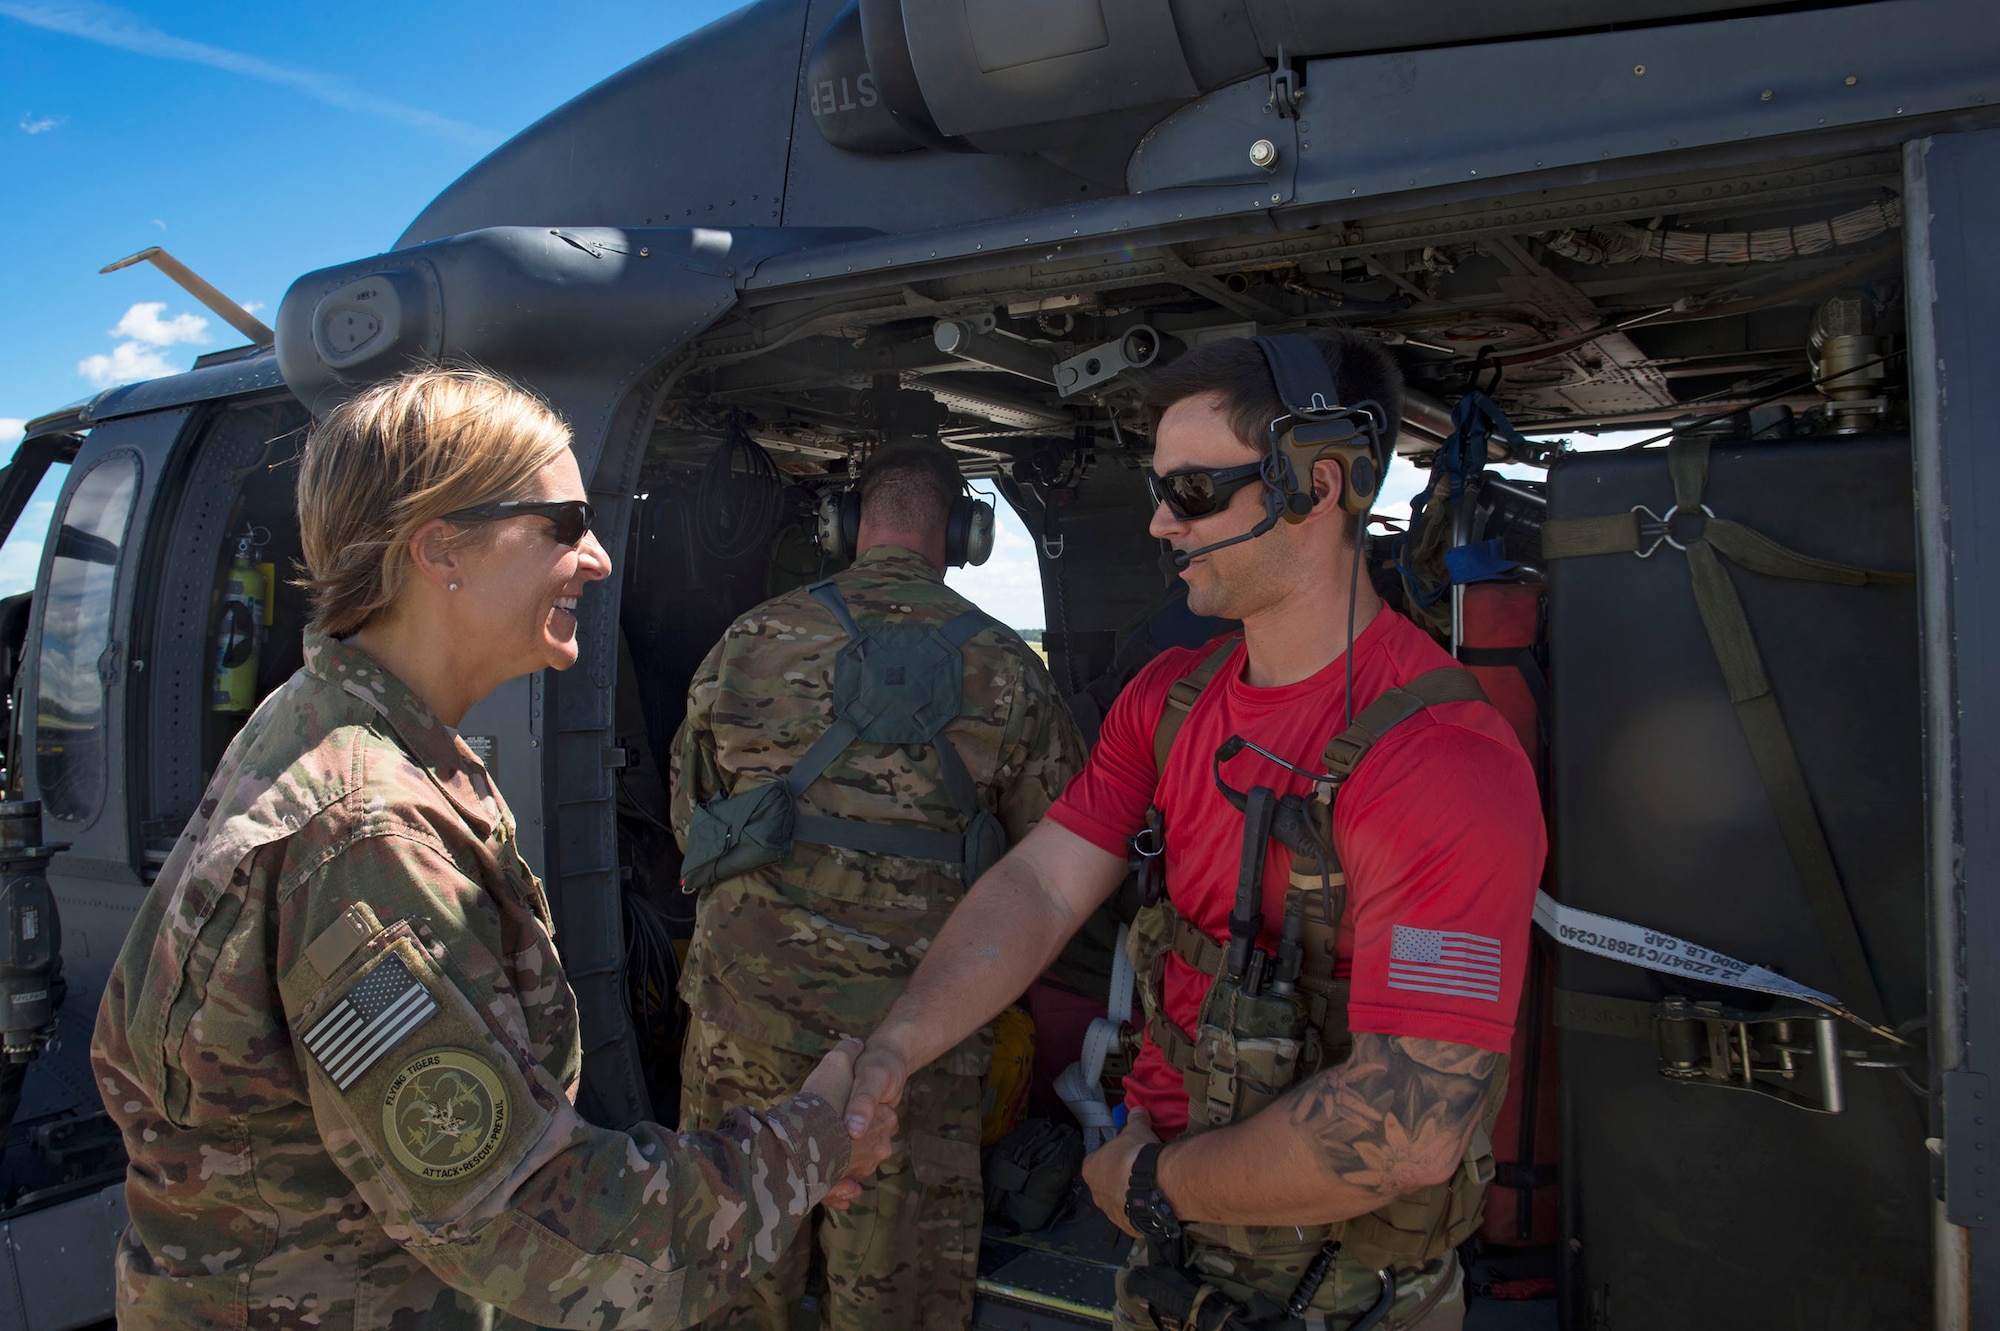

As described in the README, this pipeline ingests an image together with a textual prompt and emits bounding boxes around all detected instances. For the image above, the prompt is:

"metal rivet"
[639,248,649,257]
[1634,64,1646,76]
[1270,193,1281,202]
[1845,75,1859,86]
[1249,138,1278,168]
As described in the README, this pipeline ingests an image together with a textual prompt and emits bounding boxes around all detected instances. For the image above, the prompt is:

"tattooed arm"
[1087,1033,1502,1232]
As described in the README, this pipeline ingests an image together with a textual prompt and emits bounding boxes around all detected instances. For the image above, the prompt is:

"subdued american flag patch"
[302,954,439,1090]
[1388,924,1503,1002]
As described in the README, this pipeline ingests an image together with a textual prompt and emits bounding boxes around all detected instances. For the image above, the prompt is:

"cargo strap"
[1540,436,1912,1032]
[786,582,998,865]
[1055,920,1134,1150]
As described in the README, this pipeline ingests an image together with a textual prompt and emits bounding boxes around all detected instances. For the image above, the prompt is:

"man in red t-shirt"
[847,333,1544,1329]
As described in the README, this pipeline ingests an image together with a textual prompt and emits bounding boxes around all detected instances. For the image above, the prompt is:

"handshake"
[795,1035,904,1210]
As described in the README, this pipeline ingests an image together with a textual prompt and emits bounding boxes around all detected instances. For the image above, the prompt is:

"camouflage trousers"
[680,1018,984,1331]
[1112,1228,1463,1331]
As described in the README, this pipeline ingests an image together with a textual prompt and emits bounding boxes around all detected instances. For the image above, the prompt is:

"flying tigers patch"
[380,1048,511,1183]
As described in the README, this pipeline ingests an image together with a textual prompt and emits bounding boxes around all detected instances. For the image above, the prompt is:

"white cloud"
[1,419,23,448]
[241,300,264,314]
[78,341,182,388]
[0,0,498,147]
[76,301,211,388]
[113,300,208,347]
[18,112,63,133]
[150,217,166,230]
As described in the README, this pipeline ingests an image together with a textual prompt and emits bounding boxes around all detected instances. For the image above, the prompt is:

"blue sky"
[0,0,1064,626]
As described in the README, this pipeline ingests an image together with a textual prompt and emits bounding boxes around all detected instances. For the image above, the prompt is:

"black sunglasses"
[1147,461,1266,521]
[443,499,596,547]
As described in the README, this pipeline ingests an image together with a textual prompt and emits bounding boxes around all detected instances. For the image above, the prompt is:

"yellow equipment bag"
[981,1005,1035,1146]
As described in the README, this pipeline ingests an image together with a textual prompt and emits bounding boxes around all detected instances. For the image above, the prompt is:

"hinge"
[1945,1070,1996,1227]
[1267,46,1303,120]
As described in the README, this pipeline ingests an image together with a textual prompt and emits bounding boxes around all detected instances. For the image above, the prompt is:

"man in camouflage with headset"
[672,438,1087,1329]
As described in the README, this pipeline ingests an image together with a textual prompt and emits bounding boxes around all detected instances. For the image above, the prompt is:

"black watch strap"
[1125,1142,1181,1248]
[1128,1142,1166,1192]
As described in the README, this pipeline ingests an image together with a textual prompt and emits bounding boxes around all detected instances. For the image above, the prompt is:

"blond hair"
[297,366,572,636]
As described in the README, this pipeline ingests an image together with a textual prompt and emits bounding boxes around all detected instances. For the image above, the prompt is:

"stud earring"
[448,582,459,591]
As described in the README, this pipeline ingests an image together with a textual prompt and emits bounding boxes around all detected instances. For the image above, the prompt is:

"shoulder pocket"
[292,919,557,1231]
[680,781,794,893]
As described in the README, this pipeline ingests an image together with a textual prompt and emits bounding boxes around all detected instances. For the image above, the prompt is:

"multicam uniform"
[92,632,852,1331]
[671,544,1086,1330]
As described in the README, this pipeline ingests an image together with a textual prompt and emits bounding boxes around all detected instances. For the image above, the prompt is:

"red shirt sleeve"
[1044,646,1206,856]
[1338,714,1546,1053]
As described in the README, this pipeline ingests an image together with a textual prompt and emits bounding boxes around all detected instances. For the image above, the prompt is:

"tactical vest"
[679,580,1009,893]
[1126,637,1504,1272]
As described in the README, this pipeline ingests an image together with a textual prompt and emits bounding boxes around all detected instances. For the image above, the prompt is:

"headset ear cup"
[840,490,862,559]
[944,494,989,566]
[964,499,995,566]
[816,491,844,558]
[1345,454,1379,513]
[943,496,965,566]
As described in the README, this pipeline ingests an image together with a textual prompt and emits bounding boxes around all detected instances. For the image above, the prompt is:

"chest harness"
[679,580,1009,893]
[1118,638,1503,1327]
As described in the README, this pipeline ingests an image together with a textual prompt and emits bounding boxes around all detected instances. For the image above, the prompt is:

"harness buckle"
[1631,504,1671,558]
[1633,502,1717,556]
[1318,733,1370,777]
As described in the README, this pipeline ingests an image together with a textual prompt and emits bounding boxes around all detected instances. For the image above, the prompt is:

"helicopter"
[1,1,1997,1326]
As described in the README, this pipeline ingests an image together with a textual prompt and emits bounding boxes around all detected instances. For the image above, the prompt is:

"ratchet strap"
[1540,435,1912,1035]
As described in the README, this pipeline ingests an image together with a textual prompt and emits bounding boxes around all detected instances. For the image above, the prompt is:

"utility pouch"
[963,807,1008,885]
[679,781,795,893]
[985,1118,1085,1232]
[1186,977,1311,1130]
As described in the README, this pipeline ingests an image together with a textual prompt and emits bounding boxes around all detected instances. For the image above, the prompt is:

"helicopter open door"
[275,222,869,1129]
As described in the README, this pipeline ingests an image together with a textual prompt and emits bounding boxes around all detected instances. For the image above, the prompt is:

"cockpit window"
[35,452,140,823]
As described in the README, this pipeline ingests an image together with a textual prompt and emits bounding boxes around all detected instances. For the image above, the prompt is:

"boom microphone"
[1169,490,1286,570]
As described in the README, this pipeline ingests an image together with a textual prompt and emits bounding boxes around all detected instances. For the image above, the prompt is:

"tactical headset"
[815,484,996,567]
[1166,333,1392,571]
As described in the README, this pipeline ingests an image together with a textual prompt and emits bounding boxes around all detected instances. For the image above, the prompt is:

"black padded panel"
[1547,434,1929,1329]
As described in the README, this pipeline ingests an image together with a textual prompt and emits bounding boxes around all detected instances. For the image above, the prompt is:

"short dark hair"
[858,439,962,531]
[1137,332,1403,454]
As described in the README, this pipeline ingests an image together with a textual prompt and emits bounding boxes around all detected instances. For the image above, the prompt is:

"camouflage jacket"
[670,545,1086,1062]
[91,632,851,1331]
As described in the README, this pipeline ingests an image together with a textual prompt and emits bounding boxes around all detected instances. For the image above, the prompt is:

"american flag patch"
[301,955,439,1090]
[1388,924,1504,1002]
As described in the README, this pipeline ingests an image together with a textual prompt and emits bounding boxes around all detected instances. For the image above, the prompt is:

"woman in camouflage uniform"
[92,367,894,1331]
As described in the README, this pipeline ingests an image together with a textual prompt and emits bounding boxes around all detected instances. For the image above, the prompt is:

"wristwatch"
[1124,1142,1182,1246]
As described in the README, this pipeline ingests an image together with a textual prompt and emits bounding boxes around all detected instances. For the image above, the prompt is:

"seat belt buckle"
[1653,997,1847,1114]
